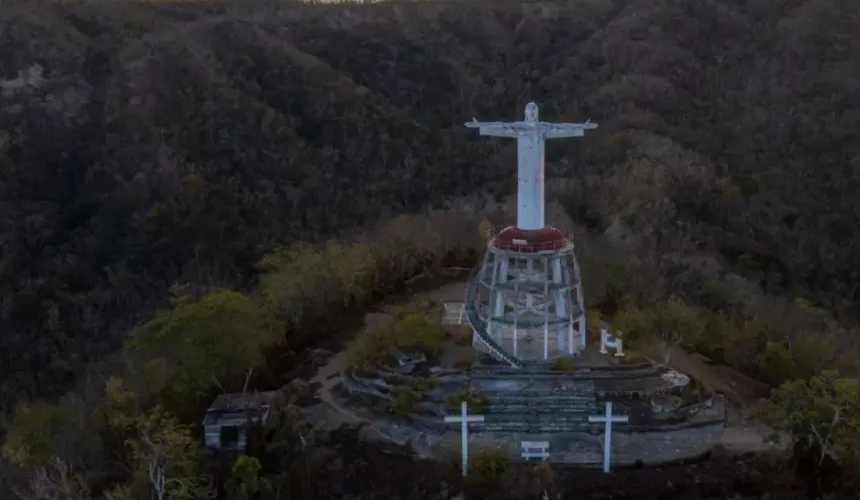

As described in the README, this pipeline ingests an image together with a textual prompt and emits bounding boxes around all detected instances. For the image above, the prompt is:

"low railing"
[486,226,574,253]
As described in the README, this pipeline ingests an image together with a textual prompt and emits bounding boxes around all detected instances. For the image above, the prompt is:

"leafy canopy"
[2,400,74,466]
[754,370,860,464]
[127,405,212,500]
[224,455,275,500]
[124,289,281,403]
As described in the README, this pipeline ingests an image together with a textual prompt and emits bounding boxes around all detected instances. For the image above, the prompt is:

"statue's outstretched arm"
[542,121,598,139]
[465,120,521,138]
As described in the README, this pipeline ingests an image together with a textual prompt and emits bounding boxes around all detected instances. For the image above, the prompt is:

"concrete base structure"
[328,369,728,466]
[467,226,586,365]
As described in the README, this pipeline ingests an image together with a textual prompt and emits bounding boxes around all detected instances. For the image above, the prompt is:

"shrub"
[548,356,575,371]
[391,389,419,418]
[468,445,510,487]
[447,386,488,413]
[391,313,446,356]
[755,342,796,385]
[411,376,437,392]
[346,313,447,369]
[345,325,394,370]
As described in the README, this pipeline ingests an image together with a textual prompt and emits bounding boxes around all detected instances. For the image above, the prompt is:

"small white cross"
[588,401,629,473]
[444,401,485,476]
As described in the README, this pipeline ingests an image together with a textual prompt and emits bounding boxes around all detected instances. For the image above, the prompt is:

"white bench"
[520,440,550,460]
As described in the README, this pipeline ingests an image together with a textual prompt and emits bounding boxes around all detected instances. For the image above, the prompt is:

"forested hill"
[1,0,858,409]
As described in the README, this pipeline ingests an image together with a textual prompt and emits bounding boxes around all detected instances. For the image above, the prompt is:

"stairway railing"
[465,265,522,367]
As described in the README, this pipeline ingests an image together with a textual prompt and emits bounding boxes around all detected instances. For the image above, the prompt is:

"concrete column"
[494,256,509,321]
[514,326,518,357]
[526,258,534,310]
[568,321,575,355]
[543,325,549,360]
[543,256,550,361]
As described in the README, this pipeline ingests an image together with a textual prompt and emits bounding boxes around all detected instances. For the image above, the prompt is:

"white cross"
[588,401,629,473]
[443,401,485,476]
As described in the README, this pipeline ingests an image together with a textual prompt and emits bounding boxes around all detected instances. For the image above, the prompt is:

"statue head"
[524,102,539,122]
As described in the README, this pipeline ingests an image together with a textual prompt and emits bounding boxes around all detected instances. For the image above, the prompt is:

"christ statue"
[466,102,597,230]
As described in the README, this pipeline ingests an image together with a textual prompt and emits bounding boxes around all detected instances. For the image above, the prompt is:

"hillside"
[1,0,859,416]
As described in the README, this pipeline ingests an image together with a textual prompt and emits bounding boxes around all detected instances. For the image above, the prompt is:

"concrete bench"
[521,440,550,460]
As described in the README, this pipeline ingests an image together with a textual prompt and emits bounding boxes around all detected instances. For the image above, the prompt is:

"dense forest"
[1,0,859,498]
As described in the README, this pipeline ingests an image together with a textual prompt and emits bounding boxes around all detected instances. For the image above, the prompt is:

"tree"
[2,397,89,469]
[391,313,446,356]
[127,406,213,500]
[91,376,139,432]
[610,300,705,365]
[754,370,860,466]
[610,307,648,346]
[649,299,706,366]
[2,401,71,467]
[755,342,797,385]
[124,289,281,406]
[586,307,603,336]
[257,242,378,334]
[12,456,91,500]
[224,455,274,500]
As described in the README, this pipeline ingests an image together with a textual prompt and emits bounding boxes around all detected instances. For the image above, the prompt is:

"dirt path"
[644,339,778,453]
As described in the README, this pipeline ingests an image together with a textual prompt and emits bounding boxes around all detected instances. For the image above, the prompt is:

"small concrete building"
[202,391,276,452]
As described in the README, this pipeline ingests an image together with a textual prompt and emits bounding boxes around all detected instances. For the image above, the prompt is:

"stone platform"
[324,381,725,466]
[330,355,727,466]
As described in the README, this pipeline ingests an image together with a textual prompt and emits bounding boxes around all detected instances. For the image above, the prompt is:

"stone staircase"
[472,413,596,433]
[486,394,593,410]
[476,385,602,433]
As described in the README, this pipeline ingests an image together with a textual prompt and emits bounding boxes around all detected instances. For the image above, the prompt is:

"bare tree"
[14,456,90,500]
[137,430,212,500]
[131,408,213,500]
[809,402,849,465]
[652,299,705,366]
[658,329,684,367]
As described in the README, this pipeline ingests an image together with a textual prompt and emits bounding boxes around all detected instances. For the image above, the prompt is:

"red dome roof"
[492,226,567,253]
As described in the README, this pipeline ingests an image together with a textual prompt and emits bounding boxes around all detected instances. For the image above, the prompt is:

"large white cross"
[443,401,485,476]
[587,401,629,473]
[465,102,597,230]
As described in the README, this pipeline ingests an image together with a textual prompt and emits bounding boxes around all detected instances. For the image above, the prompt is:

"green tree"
[127,406,213,500]
[755,342,797,385]
[224,455,274,500]
[391,313,446,356]
[257,242,378,333]
[754,370,860,466]
[124,289,281,406]
[2,398,82,468]
[650,299,706,365]
[597,262,629,317]
[91,376,139,432]
[586,307,603,335]
[610,307,648,346]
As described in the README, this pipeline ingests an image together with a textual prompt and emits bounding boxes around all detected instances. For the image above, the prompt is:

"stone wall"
[472,419,726,465]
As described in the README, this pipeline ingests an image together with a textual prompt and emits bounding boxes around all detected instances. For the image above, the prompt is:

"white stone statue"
[465,102,597,231]
[599,328,625,357]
